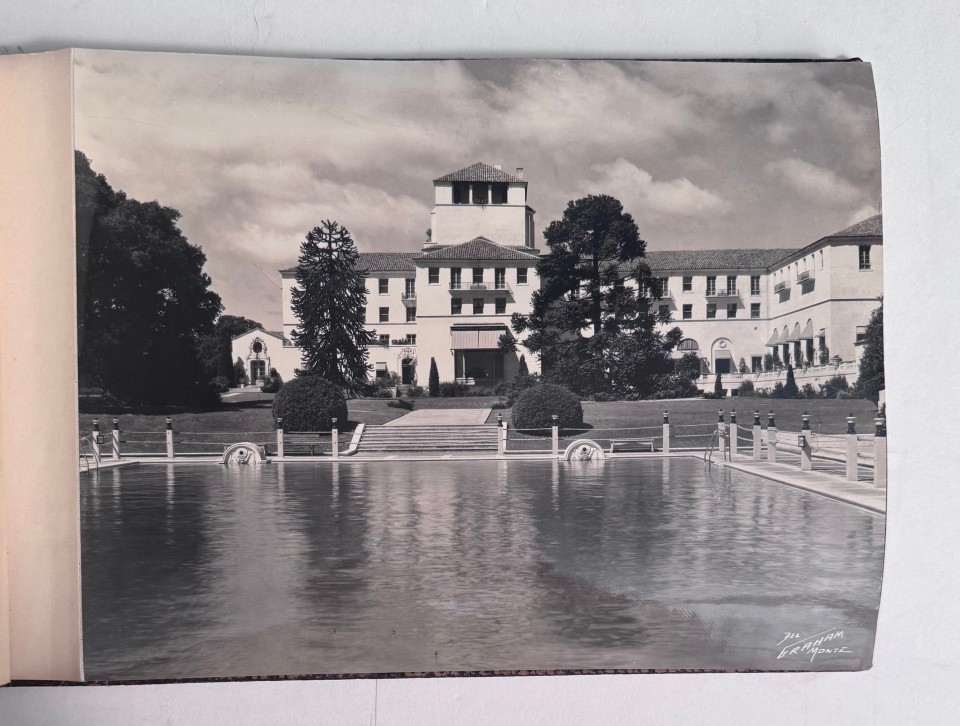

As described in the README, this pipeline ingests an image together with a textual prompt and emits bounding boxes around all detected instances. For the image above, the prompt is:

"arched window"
[679,338,700,351]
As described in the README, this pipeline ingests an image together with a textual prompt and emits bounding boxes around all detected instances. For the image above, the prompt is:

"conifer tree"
[517,354,529,377]
[784,364,799,397]
[291,220,372,392]
[714,371,724,398]
[855,303,884,402]
[428,357,440,397]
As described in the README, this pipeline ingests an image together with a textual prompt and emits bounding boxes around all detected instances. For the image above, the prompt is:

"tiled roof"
[230,326,284,342]
[417,236,540,261]
[639,248,798,272]
[279,252,419,275]
[434,162,525,184]
[824,214,882,238]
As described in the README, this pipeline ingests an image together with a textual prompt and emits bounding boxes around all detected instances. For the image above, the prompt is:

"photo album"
[0,49,885,683]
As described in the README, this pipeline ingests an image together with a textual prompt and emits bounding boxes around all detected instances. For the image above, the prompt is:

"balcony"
[705,288,740,300]
[797,270,815,284]
[401,291,417,305]
[450,282,512,295]
[773,280,790,293]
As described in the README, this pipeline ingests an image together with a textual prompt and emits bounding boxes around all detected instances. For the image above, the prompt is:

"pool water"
[80,458,884,679]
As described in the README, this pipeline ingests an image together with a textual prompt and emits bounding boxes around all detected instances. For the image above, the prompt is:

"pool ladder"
[79,434,100,473]
[704,427,731,466]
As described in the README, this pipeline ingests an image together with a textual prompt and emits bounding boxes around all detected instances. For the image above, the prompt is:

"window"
[751,356,763,373]
[659,277,669,295]
[451,267,462,289]
[473,267,484,284]
[726,303,737,318]
[678,338,699,351]
[706,276,717,296]
[495,268,506,289]
[495,297,507,314]
[706,303,717,319]
[682,276,692,292]
[491,183,508,204]
[451,298,462,315]
[406,334,417,346]
[658,304,670,318]
[750,275,761,295]
[473,298,484,314]
[682,304,693,320]
[452,182,470,204]
[517,267,528,284]
[473,183,489,205]
[819,250,824,269]
[859,245,871,270]
[375,362,388,379]
[378,278,389,295]
[379,307,389,323]
[406,307,417,322]
[378,334,390,346]
[806,338,815,362]
[726,275,737,294]
[751,303,761,319]
[428,268,439,285]
[405,279,415,298]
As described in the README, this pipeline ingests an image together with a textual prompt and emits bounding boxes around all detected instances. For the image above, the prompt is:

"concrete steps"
[359,425,499,452]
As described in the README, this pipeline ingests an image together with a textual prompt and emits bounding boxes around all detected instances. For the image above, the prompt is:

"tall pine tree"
[291,221,372,392]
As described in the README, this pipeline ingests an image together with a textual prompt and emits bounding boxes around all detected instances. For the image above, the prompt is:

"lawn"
[488,397,881,452]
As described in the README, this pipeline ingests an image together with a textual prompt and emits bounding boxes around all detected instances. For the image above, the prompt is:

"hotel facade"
[233,163,882,397]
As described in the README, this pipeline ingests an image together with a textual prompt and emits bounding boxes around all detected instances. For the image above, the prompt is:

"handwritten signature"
[776,628,852,662]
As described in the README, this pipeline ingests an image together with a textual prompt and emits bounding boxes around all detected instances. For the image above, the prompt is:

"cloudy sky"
[75,51,880,329]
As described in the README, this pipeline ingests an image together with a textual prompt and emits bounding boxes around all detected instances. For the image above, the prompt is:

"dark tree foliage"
[714,371,724,397]
[511,194,683,397]
[198,315,263,385]
[271,377,347,432]
[517,355,529,377]
[783,364,799,397]
[855,303,884,402]
[234,357,248,386]
[428,357,440,397]
[76,151,223,407]
[290,220,372,393]
[511,383,583,430]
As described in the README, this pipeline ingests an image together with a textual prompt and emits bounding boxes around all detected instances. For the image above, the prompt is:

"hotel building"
[234,163,882,396]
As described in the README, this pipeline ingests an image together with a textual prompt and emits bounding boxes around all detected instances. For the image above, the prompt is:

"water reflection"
[81,459,884,679]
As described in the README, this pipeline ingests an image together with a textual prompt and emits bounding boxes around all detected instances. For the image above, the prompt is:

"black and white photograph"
[72,51,885,680]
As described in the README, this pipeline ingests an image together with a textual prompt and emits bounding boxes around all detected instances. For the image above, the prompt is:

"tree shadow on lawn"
[78,399,275,415]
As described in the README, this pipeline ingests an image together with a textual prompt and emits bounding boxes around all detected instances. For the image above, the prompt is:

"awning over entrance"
[450,324,508,350]
[798,320,815,340]
[765,329,780,347]
[783,323,801,343]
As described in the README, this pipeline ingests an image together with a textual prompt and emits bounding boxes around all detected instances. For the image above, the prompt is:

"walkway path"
[384,408,493,426]
[723,453,886,515]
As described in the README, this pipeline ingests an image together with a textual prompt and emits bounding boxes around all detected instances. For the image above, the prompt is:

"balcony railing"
[705,289,739,299]
[401,291,416,303]
[450,282,512,294]
[773,280,790,293]
[797,270,814,283]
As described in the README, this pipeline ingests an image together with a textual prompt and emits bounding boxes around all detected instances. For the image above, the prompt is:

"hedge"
[271,376,348,431]
[511,383,583,430]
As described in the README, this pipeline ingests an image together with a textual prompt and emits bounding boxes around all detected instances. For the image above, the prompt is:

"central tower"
[428,162,535,248]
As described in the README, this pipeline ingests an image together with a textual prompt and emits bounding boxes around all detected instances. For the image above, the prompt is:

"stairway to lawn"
[358,424,499,453]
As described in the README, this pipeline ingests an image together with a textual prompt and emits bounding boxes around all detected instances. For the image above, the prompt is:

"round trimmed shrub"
[511,383,583,431]
[271,376,348,431]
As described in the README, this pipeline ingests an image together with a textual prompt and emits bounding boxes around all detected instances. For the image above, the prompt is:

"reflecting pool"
[81,458,884,679]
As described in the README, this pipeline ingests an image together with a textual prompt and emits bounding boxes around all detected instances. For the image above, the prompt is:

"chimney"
[515,167,524,180]
[494,164,502,171]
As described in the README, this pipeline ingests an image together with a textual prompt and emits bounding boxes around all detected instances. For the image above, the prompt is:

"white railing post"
[729,410,738,457]
[111,417,120,460]
[800,411,812,471]
[845,414,858,482]
[276,417,284,459]
[165,417,174,459]
[717,409,726,456]
[752,411,762,460]
[91,419,101,460]
[662,410,670,454]
[331,417,339,459]
[551,414,559,457]
[873,417,887,488]
[497,414,505,455]
[766,410,777,464]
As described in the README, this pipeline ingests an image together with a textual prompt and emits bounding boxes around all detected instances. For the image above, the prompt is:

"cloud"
[764,158,865,207]
[582,159,731,218]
